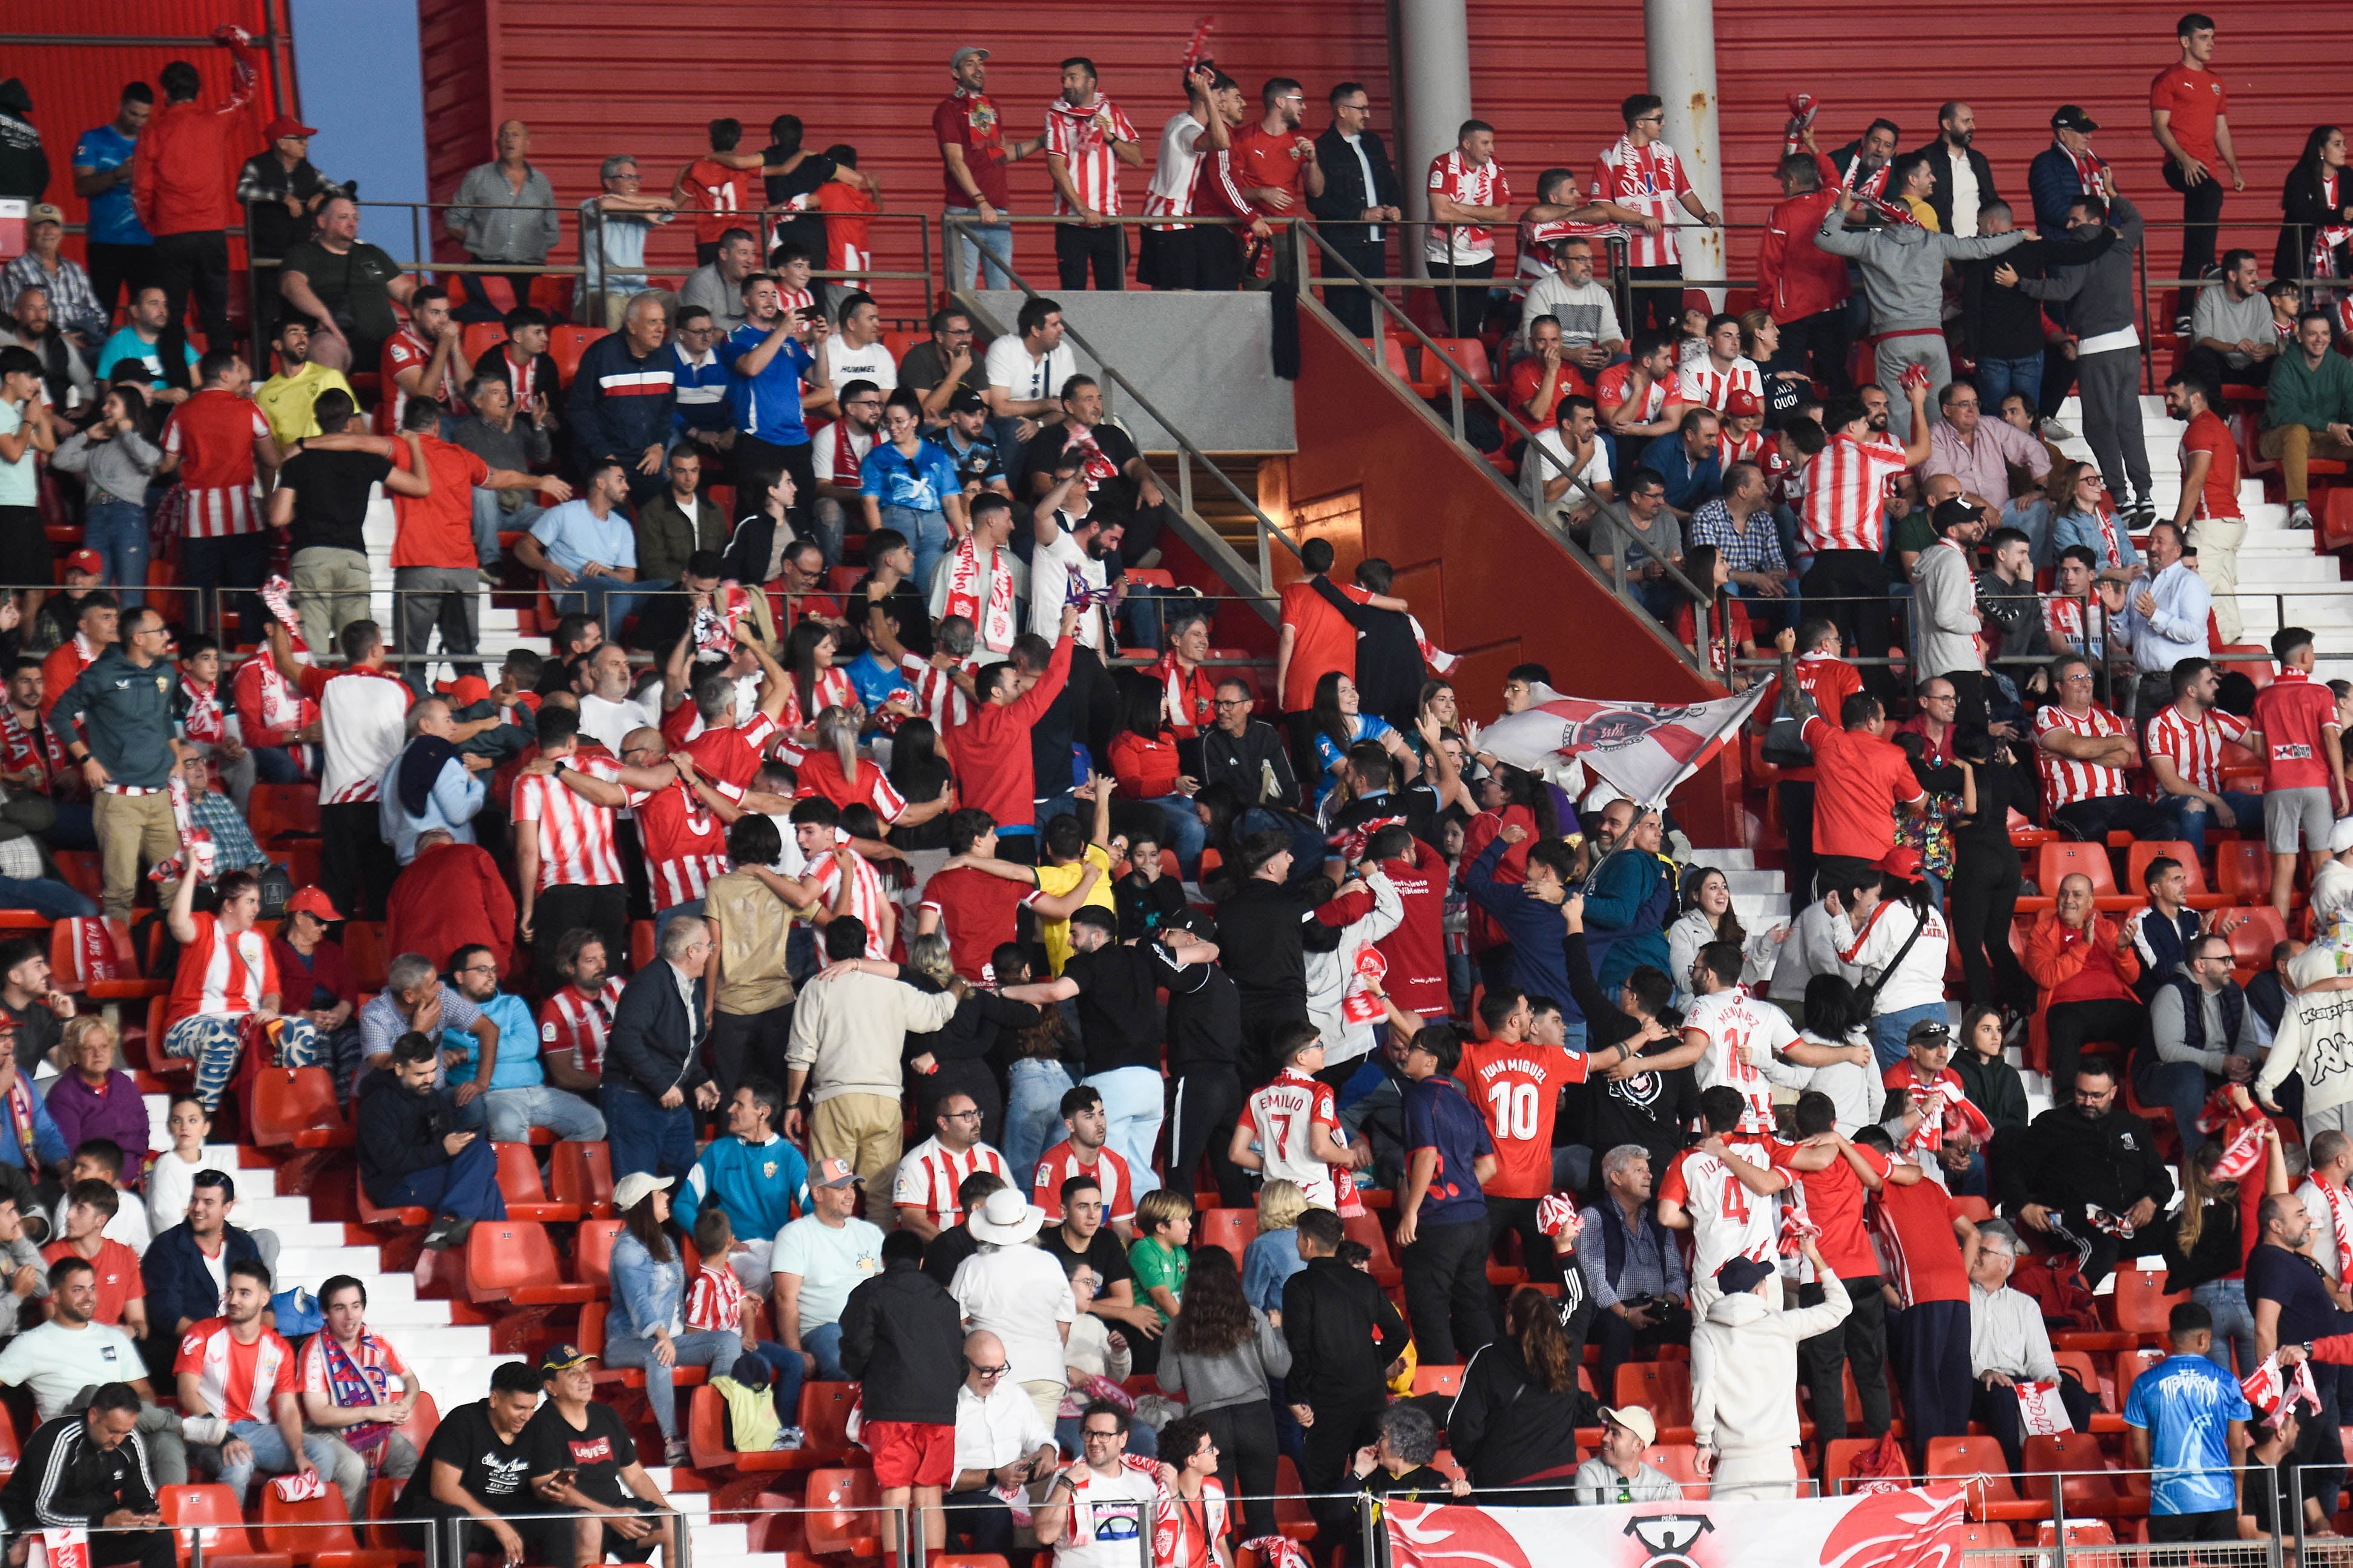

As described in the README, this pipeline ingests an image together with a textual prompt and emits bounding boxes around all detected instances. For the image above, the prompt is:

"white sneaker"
[774,1426,806,1451]
[2289,502,2315,530]
[2040,418,2075,441]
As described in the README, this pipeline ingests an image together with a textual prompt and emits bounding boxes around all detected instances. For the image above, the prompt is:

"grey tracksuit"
[1814,208,2030,440]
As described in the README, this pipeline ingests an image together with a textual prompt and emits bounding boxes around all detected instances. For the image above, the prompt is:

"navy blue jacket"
[1463,836,1580,1023]
[142,1221,263,1334]
[567,332,678,470]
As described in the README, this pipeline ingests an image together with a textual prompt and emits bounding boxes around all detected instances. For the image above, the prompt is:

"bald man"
[943,1329,1057,1557]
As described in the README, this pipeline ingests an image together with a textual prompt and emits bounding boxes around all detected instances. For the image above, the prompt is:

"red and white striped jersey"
[1658,1137,1779,1285]
[1717,425,1766,470]
[1589,136,1692,269]
[1799,433,1909,553]
[630,780,731,911]
[539,978,624,1077]
[807,836,892,958]
[1239,1067,1344,1209]
[2143,702,2250,799]
[1154,1477,1229,1568]
[1425,151,1511,264]
[677,711,780,792]
[778,667,857,738]
[2043,595,2108,661]
[174,1319,295,1425]
[893,1135,1010,1229]
[163,393,272,539]
[513,756,626,890]
[165,912,274,1027]
[898,653,974,732]
[376,327,439,436]
[2035,701,2133,810]
[685,1262,746,1333]
[1032,1141,1137,1225]
[1142,114,1208,227]
[1044,96,1141,218]
[1677,356,1763,413]
[1682,986,1795,1135]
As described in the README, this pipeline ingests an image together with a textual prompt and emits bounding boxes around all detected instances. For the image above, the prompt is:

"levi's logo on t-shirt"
[567,1435,615,1466]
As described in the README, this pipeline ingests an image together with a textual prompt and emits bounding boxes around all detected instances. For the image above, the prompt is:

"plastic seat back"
[2036,841,2119,899]
[799,1380,860,1462]
[1410,1364,1463,1398]
[2104,1264,2191,1335]
[260,1488,360,1553]
[804,1467,881,1557]
[2125,840,2208,895]
[1196,1208,1256,1268]
[464,1219,568,1303]
[551,1141,615,1216]
[549,325,607,385]
[576,1218,626,1291]
[1613,1359,1693,1427]
[251,1067,348,1147]
[161,1483,268,1561]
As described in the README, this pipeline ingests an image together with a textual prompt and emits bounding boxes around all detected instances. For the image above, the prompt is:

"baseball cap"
[285,886,344,922]
[611,1172,674,1213]
[2049,105,2099,133]
[812,1156,863,1189]
[1723,389,1762,419]
[950,45,990,68]
[2331,817,2353,856]
[1930,497,1986,531]
[435,674,493,707]
[1599,1405,1658,1447]
[262,115,317,142]
[946,388,987,416]
[1906,1019,1953,1048]
[1716,1255,1775,1295]
[27,204,64,229]
[61,548,102,577]
[539,1343,599,1374]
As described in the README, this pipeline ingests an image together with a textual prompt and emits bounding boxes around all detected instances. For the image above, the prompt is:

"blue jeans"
[555,576,673,632]
[249,746,306,785]
[1144,795,1208,876]
[84,496,149,608]
[381,1132,507,1222]
[944,206,1015,290]
[475,490,543,570]
[603,1081,699,1181]
[1003,1058,1075,1178]
[801,1321,847,1382]
[484,1084,608,1143]
[203,1419,346,1505]
[1868,1001,1950,1071]
[1975,353,2046,418]
[2158,790,2264,860]
[605,1327,740,1442]
[1083,1064,1164,1198]
[0,875,96,918]
[2194,1278,2255,1376]
[880,505,953,603]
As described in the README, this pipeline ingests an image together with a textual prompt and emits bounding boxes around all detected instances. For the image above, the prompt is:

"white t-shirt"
[1049,1461,1160,1568]
[577,693,656,756]
[812,422,877,485]
[1685,986,1796,1133]
[147,1150,201,1238]
[1521,428,1612,520]
[0,1319,144,1419]
[1665,1137,1779,1289]
[770,1215,883,1331]
[984,336,1078,408]
[827,340,899,398]
[950,1245,1078,1387]
[1028,518,1106,649]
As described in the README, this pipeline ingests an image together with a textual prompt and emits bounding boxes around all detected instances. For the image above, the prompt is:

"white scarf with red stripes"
[942,537,1017,654]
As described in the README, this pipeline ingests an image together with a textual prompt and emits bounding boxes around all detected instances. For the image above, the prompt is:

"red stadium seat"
[1196,1208,1255,1268]
[548,324,607,385]
[1613,1360,1693,1436]
[464,1219,594,1306]
[361,1480,425,1561]
[160,1484,297,1568]
[1410,1364,1464,1398]
[550,1140,615,1216]
[2036,842,2134,912]
[803,1468,883,1557]
[576,1218,625,1293]
[2104,1264,2190,1337]
[492,1143,580,1221]
[1925,1437,2044,1521]
[250,1068,354,1149]
[2122,841,2227,910]
[259,1486,410,1568]
[460,322,505,364]
[1340,1210,1401,1286]
[2216,841,2295,907]
[1274,1457,1319,1541]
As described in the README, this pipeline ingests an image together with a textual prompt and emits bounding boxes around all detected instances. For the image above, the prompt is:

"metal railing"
[941,214,1297,620]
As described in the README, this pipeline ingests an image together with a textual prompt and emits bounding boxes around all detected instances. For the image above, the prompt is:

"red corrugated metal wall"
[425,0,2353,309]
[8,0,297,264]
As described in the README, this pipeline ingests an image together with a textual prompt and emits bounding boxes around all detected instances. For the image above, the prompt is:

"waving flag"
[1476,683,1771,805]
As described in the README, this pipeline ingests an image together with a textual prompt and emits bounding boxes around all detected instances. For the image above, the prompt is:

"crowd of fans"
[1,10,2352,1567]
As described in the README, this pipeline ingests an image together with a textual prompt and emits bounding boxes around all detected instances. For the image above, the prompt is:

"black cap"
[1717,1256,1775,1294]
[2050,105,2099,133]
[1931,497,1986,532]
[946,388,986,416]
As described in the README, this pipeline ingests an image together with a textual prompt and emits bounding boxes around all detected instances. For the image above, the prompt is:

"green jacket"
[2263,346,2353,433]
[635,490,731,586]
[48,646,180,789]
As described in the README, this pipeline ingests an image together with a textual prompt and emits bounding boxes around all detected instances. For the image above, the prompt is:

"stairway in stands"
[122,1093,782,1568]
[358,496,533,684]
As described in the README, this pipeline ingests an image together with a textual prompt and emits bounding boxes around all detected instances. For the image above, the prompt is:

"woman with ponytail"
[1445,1285,1602,1503]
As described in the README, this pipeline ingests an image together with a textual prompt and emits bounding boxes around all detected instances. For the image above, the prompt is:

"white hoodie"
[1691,1268,1851,1453]
[1306,868,1404,1068]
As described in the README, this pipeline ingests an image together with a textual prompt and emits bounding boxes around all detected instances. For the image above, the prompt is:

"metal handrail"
[941,214,1299,615]
[1288,219,1719,672]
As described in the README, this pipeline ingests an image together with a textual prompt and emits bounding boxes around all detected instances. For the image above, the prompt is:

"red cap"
[435,675,493,707]
[1878,846,1924,879]
[1723,389,1763,418]
[285,886,344,922]
[262,116,317,142]
[61,549,102,577]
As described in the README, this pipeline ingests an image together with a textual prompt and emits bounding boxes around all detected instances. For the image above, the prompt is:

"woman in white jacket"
[1667,866,1786,1008]
[1691,1238,1851,1499]
[1826,869,1952,1070]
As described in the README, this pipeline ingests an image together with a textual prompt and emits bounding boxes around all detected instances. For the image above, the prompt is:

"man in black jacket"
[1309,83,1402,338]
[0,1383,169,1568]
[1954,202,2116,432]
[839,1228,966,1563]
[1283,1206,1407,1535]
[604,916,721,1184]
[355,1032,507,1250]
[1907,103,1999,235]
[139,1171,263,1362]
[1199,678,1301,810]
[2002,1059,2175,1286]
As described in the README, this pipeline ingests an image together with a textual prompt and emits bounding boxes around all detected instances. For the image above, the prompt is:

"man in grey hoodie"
[2000,191,2152,523]
[1691,1239,1851,1500]
[1910,498,1989,713]
[1813,174,2031,441]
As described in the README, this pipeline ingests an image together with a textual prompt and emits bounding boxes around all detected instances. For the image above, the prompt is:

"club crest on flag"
[1626,1514,1714,1568]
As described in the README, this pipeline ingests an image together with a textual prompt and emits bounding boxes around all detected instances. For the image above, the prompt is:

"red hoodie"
[945,638,1072,831]
[133,66,254,238]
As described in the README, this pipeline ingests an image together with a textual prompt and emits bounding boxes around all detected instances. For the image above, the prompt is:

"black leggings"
[1947,842,2033,1014]
[1202,1398,1280,1543]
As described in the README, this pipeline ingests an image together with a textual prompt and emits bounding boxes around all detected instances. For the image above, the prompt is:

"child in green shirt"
[1128,1187,1194,1326]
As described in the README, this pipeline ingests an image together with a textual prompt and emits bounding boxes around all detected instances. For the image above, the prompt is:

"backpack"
[2007,1250,2101,1332]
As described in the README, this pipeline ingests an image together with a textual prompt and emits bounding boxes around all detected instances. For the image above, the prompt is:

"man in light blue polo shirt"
[93,286,196,399]
[443,942,606,1143]
[72,86,154,321]
[515,458,671,628]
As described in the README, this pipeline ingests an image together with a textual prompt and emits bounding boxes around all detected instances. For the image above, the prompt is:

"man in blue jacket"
[139,1169,262,1371]
[356,1031,506,1252]
[566,291,677,506]
[675,1075,809,1291]
[1463,827,1587,1050]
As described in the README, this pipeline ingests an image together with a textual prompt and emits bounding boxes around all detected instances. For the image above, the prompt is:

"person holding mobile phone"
[354,1031,508,1254]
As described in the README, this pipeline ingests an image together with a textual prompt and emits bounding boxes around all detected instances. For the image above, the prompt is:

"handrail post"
[1360,1489,1380,1568]
[2292,1463,2308,1568]
[192,1518,206,1568]
[1177,448,1193,520]
[2048,1475,2066,1568]
[920,215,933,308]
[1449,370,1466,444]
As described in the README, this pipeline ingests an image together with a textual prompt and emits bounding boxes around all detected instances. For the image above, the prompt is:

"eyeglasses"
[1083,1427,1124,1441]
[1213,698,1250,709]
[968,1362,1010,1378]
[945,1108,984,1122]
[2061,672,2096,684]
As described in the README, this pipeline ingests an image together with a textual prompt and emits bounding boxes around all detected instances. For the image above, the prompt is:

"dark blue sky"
[291,0,426,256]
